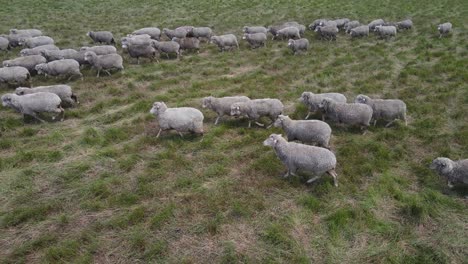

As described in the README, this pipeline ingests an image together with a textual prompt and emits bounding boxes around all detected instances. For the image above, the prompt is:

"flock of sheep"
[0,17,465,191]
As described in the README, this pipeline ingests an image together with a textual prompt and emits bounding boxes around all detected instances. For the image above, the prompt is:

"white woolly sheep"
[243,26,268,34]
[122,42,156,64]
[10,29,42,37]
[273,27,300,40]
[3,55,47,74]
[274,115,332,148]
[344,21,360,33]
[315,25,339,41]
[191,27,213,41]
[308,19,328,31]
[438,23,452,38]
[35,59,83,80]
[0,66,31,86]
[430,157,468,188]
[151,40,180,59]
[349,25,369,38]
[374,25,397,39]
[41,49,79,62]
[230,98,284,128]
[149,102,204,138]
[210,34,239,52]
[84,51,123,77]
[18,36,54,48]
[299,92,347,119]
[202,96,250,125]
[242,33,267,49]
[397,19,413,30]
[132,27,161,40]
[1,92,64,122]
[87,31,115,45]
[80,45,117,55]
[172,37,200,54]
[20,44,59,56]
[16,85,78,107]
[288,38,309,55]
[368,19,385,30]
[354,94,407,127]
[318,98,373,133]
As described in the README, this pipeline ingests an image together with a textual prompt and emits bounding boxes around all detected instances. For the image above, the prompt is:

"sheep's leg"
[447,181,454,188]
[373,119,377,126]
[248,120,252,128]
[96,69,101,77]
[105,70,111,76]
[178,132,184,138]
[307,176,320,184]
[305,112,311,119]
[384,120,395,128]
[361,126,368,135]
[27,112,45,123]
[283,169,291,178]
[255,121,265,127]
[137,58,140,65]
[214,116,221,125]
[327,169,338,187]
[156,129,162,138]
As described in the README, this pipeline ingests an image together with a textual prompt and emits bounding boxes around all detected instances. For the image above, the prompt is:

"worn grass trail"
[0,0,467,263]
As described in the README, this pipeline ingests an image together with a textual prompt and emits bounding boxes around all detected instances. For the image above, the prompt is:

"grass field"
[0,0,467,263]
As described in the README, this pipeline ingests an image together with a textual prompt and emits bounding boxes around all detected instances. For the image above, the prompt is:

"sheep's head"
[287,39,295,46]
[150,102,167,116]
[10,29,18,34]
[209,36,219,44]
[15,87,30,95]
[84,51,97,62]
[263,134,283,147]
[273,115,288,128]
[20,49,29,56]
[242,34,248,40]
[299,92,312,102]
[355,94,370,104]
[201,96,213,108]
[318,98,333,111]
[242,26,248,33]
[86,32,92,37]
[430,157,454,176]
[1,94,14,107]
[230,103,244,116]
[17,37,27,46]
[35,63,46,74]
[171,37,180,43]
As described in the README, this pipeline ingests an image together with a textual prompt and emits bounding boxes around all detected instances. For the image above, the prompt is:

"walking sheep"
[397,19,413,30]
[10,29,42,37]
[374,25,397,39]
[354,94,407,127]
[349,25,370,38]
[344,21,360,33]
[80,45,117,55]
[438,23,452,38]
[172,37,200,54]
[272,27,300,40]
[0,66,31,86]
[1,92,64,122]
[3,55,47,74]
[242,33,267,49]
[84,51,123,77]
[273,115,332,148]
[122,43,157,64]
[210,34,239,51]
[299,91,347,119]
[18,36,54,48]
[41,49,79,62]
[202,96,250,125]
[16,85,78,107]
[230,98,284,128]
[0,36,10,51]
[430,157,468,188]
[368,19,385,30]
[87,31,115,45]
[288,38,309,55]
[315,25,339,41]
[151,40,181,59]
[318,98,373,133]
[263,134,338,186]
[35,59,83,80]
[243,26,268,34]
[191,27,213,41]
[131,27,161,40]
[20,44,59,56]
[149,102,204,138]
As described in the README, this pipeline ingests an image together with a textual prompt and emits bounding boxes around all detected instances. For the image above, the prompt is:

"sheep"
[230,98,284,128]
[175,26,195,36]
[210,34,239,52]
[273,115,332,148]
[18,36,54,48]
[268,22,303,39]
[1,92,64,122]
[288,38,309,55]
[0,36,10,51]
[172,37,200,54]
[354,94,407,127]
[84,51,123,77]
[6,33,30,48]
[263,134,338,186]
[191,27,213,41]
[315,25,339,41]
[243,26,268,34]
[333,18,350,29]
[438,22,452,38]
[122,43,156,64]
[242,33,267,49]
[0,66,31,86]
[430,158,468,188]
[319,20,338,29]
[121,34,152,47]
[87,31,115,45]
[201,96,250,125]
[318,98,373,133]
[3,55,47,74]
[397,19,413,30]
[10,29,42,37]
[349,25,370,38]
[41,49,79,62]
[131,27,161,40]
[80,45,117,55]
[299,92,347,119]
[16,85,78,107]
[383,22,398,28]
[162,28,188,39]
[20,44,59,56]
[368,19,385,30]
[149,102,204,138]
[35,59,83,80]
[308,19,327,31]
[374,25,397,39]
[344,20,360,33]
[272,27,300,40]
[151,40,180,59]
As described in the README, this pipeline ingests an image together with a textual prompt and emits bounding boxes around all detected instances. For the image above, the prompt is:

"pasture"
[0,0,467,263]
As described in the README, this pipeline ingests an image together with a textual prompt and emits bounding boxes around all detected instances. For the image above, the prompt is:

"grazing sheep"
[210,34,239,52]
[87,31,115,45]
[309,19,327,31]
[344,21,360,33]
[122,43,156,64]
[263,134,338,186]
[16,85,78,106]
[0,36,10,51]
[273,27,300,40]
[151,40,180,59]
[132,27,161,40]
[299,92,347,119]
[41,49,79,62]
[438,22,452,38]
[430,158,468,188]
[162,28,188,39]
[274,115,332,148]
[315,25,339,41]
[3,55,47,74]
[318,98,373,132]
[20,44,59,56]
[242,33,267,49]
[35,59,83,80]
[80,45,117,55]
[354,94,407,127]
[149,102,204,138]
[191,27,213,41]
[0,66,31,86]
[230,98,284,128]
[201,96,250,125]
[368,19,385,30]
[84,51,123,77]
[172,37,200,54]
[288,38,309,55]
[1,92,64,122]
[374,25,397,39]
[19,36,54,48]
[243,26,268,34]
[397,19,413,30]
[10,29,42,37]
[349,25,370,38]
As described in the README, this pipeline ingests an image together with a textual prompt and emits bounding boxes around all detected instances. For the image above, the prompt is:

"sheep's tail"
[71,93,79,104]
[111,38,115,44]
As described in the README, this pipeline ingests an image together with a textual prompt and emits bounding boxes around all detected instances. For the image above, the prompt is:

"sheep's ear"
[273,139,278,144]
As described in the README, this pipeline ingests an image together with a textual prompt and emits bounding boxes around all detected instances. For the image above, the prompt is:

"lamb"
[131,27,161,40]
[242,33,267,49]
[20,44,59,56]
[210,34,239,52]
[243,26,268,34]
[41,49,79,62]
[263,134,338,186]
[315,25,339,41]
[273,115,332,148]
[272,27,300,40]
[438,22,452,38]
[80,45,117,55]
[191,27,213,41]
[84,51,124,77]
[87,31,115,45]
[35,59,83,80]
[308,19,327,31]
[149,102,204,138]
[18,36,54,48]
[0,66,31,86]
[230,98,284,128]
[151,40,180,59]
[0,36,9,51]
[10,29,42,37]
[344,20,360,33]
[318,98,373,132]
[397,19,413,30]
[16,85,78,106]
[374,25,397,39]
[122,43,156,64]
[201,96,250,125]
[299,92,347,119]
[1,92,64,122]
[162,28,188,39]
[368,19,385,30]
[3,55,47,74]
[288,38,309,55]
[354,94,407,127]
[349,25,369,38]
[172,37,200,54]
[430,158,468,188]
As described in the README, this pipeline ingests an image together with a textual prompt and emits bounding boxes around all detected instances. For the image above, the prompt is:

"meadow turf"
[0,0,467,263]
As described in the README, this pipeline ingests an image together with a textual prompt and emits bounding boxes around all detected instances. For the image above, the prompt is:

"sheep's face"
[84,52,95,62]
[430,158,453,176]
[242,34,248,40]
[230,104,242,116]
[18,38,26,46]
[15,88,28,95]
[122,44,128,49]
[355,95,369,104]
[150,102,167,116]
[86,32,91,37]
[263,134,282,147]
[20,50,28,56]
[318,99,332,111]
[201,97,212,108]
[35,64,46,74]
[1,94,13,107]
[288,39,294,46]
[273,115,287,128]
[210,37,218,44]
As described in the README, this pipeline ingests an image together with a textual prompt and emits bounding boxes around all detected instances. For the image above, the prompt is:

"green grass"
[1,0,467,263]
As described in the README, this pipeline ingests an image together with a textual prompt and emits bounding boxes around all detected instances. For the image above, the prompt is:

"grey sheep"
[383,22,398,28]
[268,22,303,39]
[368,19,385,30]
[0,36,9,51]
[132,27,161,40]
[333,18,350,29]
[10,29,42,37]
[121,34,152,47]
[319,20,338,28]
[263,134,338,186]
[315,25,339,41]
[201,95,250,125]
[87,31,115,45]
[243,26,268,34]
[288,38,309,55]
[84,51,124,77]
[344,21,360,33]
[191,27,213,41]
[35,59,83,80]
[318,98,373,132]
[438,22,452,38]
[397,19,413,30]
[16,85,78,107]
[151,40,180,59]
[349,25,369,38]
[230,98,284,128]
[41,49,79,62]
[354,94,407,127]
[6,33,30,48]
[176,26,195,36]
[210,34,239,52]
[430,157,468,188]
[374,25,397,39]
[162,28,188,39]
[1,92,64,122]
[273,27,300,40]
[20,44,59,56]
[150,102,204,138]
[122,43,156,64]
[273,115,332,148]
[299,91,347,119]
[18,36,54,48]
[308,19,327,31]
[242,33,267,49]
[172,37,200,54]
[80,45,117,55]
[3,55,47,74]
[0,66,31,86]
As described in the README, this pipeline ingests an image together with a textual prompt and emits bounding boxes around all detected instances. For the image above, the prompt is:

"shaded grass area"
[0,0,467,263]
